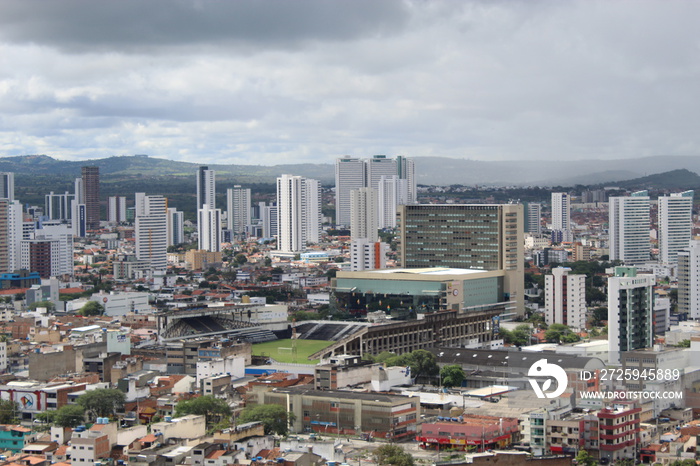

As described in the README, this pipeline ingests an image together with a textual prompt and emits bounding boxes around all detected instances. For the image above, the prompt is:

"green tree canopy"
[79,301,105,316]
[544,323,580,343]
[0,399,18,424]
[374,444,415,466]
[440,365,465,388]
[29,300,56,311]
[76,388,125,420]
[237,404,294,435]
[383,349,439,381]
[574,450,596,466]
[175,395,231,427]
[54,404,86,428]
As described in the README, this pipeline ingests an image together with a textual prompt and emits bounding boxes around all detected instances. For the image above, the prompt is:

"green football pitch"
[252,339,334,365]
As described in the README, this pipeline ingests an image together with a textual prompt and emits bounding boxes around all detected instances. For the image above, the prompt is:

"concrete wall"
[28,347,76,381]
[151,415,206,442]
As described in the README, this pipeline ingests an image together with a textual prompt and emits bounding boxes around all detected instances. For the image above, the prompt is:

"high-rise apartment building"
[198,205,222,252]
[524,202,542,234]
[276,175,321,253]
[226,185,251,235]
[45,192,74,221]
[608,267,655,364]
[335,155,416,228]
[545,267,586,331]
[658,190,694,265]
[366,155,398,191]
[167,208,185,247]
[396,156,416,204]
[551,193,570,231]
[0,173,14,201]
[258,202,278,239]
[71,202,87,238]
[22,223,74,278]
[335,157,366,227]
[678,240,700,319]
[108,196,127,224]
[397,204,524,314]
[0,200,9,273]
[7,201,24,272]
[609,191,650,264]
[196,166,216,210]
[81,166,100,230]
[350,238,389,271]
[350,187,378,242]
[377,176,409,229]
[135,193,168,270]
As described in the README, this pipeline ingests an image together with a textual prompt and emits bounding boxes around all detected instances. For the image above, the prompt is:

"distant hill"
[4,153,700,187]
[594,169,700,190]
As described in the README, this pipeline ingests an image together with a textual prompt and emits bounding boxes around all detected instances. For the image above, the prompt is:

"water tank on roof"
[164,416,172,422]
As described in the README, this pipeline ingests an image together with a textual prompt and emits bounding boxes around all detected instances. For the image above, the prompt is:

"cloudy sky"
[1,0,699,165]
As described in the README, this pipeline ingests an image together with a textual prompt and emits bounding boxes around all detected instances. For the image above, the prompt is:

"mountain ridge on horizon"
[2,153,700,187]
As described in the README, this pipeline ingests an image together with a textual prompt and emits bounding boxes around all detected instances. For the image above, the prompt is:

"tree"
[79,301,104,316]
[54,404,86,428]
[574,450,596,466]
[440,365,465,388]
[544,323,579,343]
[29,300,56,311]
[237,404,294,435]
[0,399,18,424]
[384,349,439,381]
[668,460,697,466]
[264,257,272,267]
[77,389,125,420]
[373,444,415,466]
[175,395,231,427]
[234,253,248,266]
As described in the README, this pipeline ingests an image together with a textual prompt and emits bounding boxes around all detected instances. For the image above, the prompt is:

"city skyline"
[2,1,700,165]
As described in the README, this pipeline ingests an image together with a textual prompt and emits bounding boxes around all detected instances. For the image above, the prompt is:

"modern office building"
[608,267,655,364]
[397,204,524,314]
[678,240,700,319]
[524,202,542,234]
[335,155,415,227]
[350,187,378,242]
[135,193,168,270]
[658,190,694,265]
[609,191,651,264]
[276,174,321,253]
[198,205,222,252]
[108,195,127,224]
[167,207,185,247]
[545,267,586,331]
[226,185,251,235]
[45,191,74,221]
[550,192,570,232]
[377,175,409,229]
[0,172,14,201]
[81,166,100,230]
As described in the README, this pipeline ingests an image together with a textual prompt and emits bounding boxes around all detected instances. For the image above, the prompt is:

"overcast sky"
[1,0,699,165]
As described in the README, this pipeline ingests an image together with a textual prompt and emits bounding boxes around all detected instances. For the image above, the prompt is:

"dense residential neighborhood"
[0,158,698,466]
